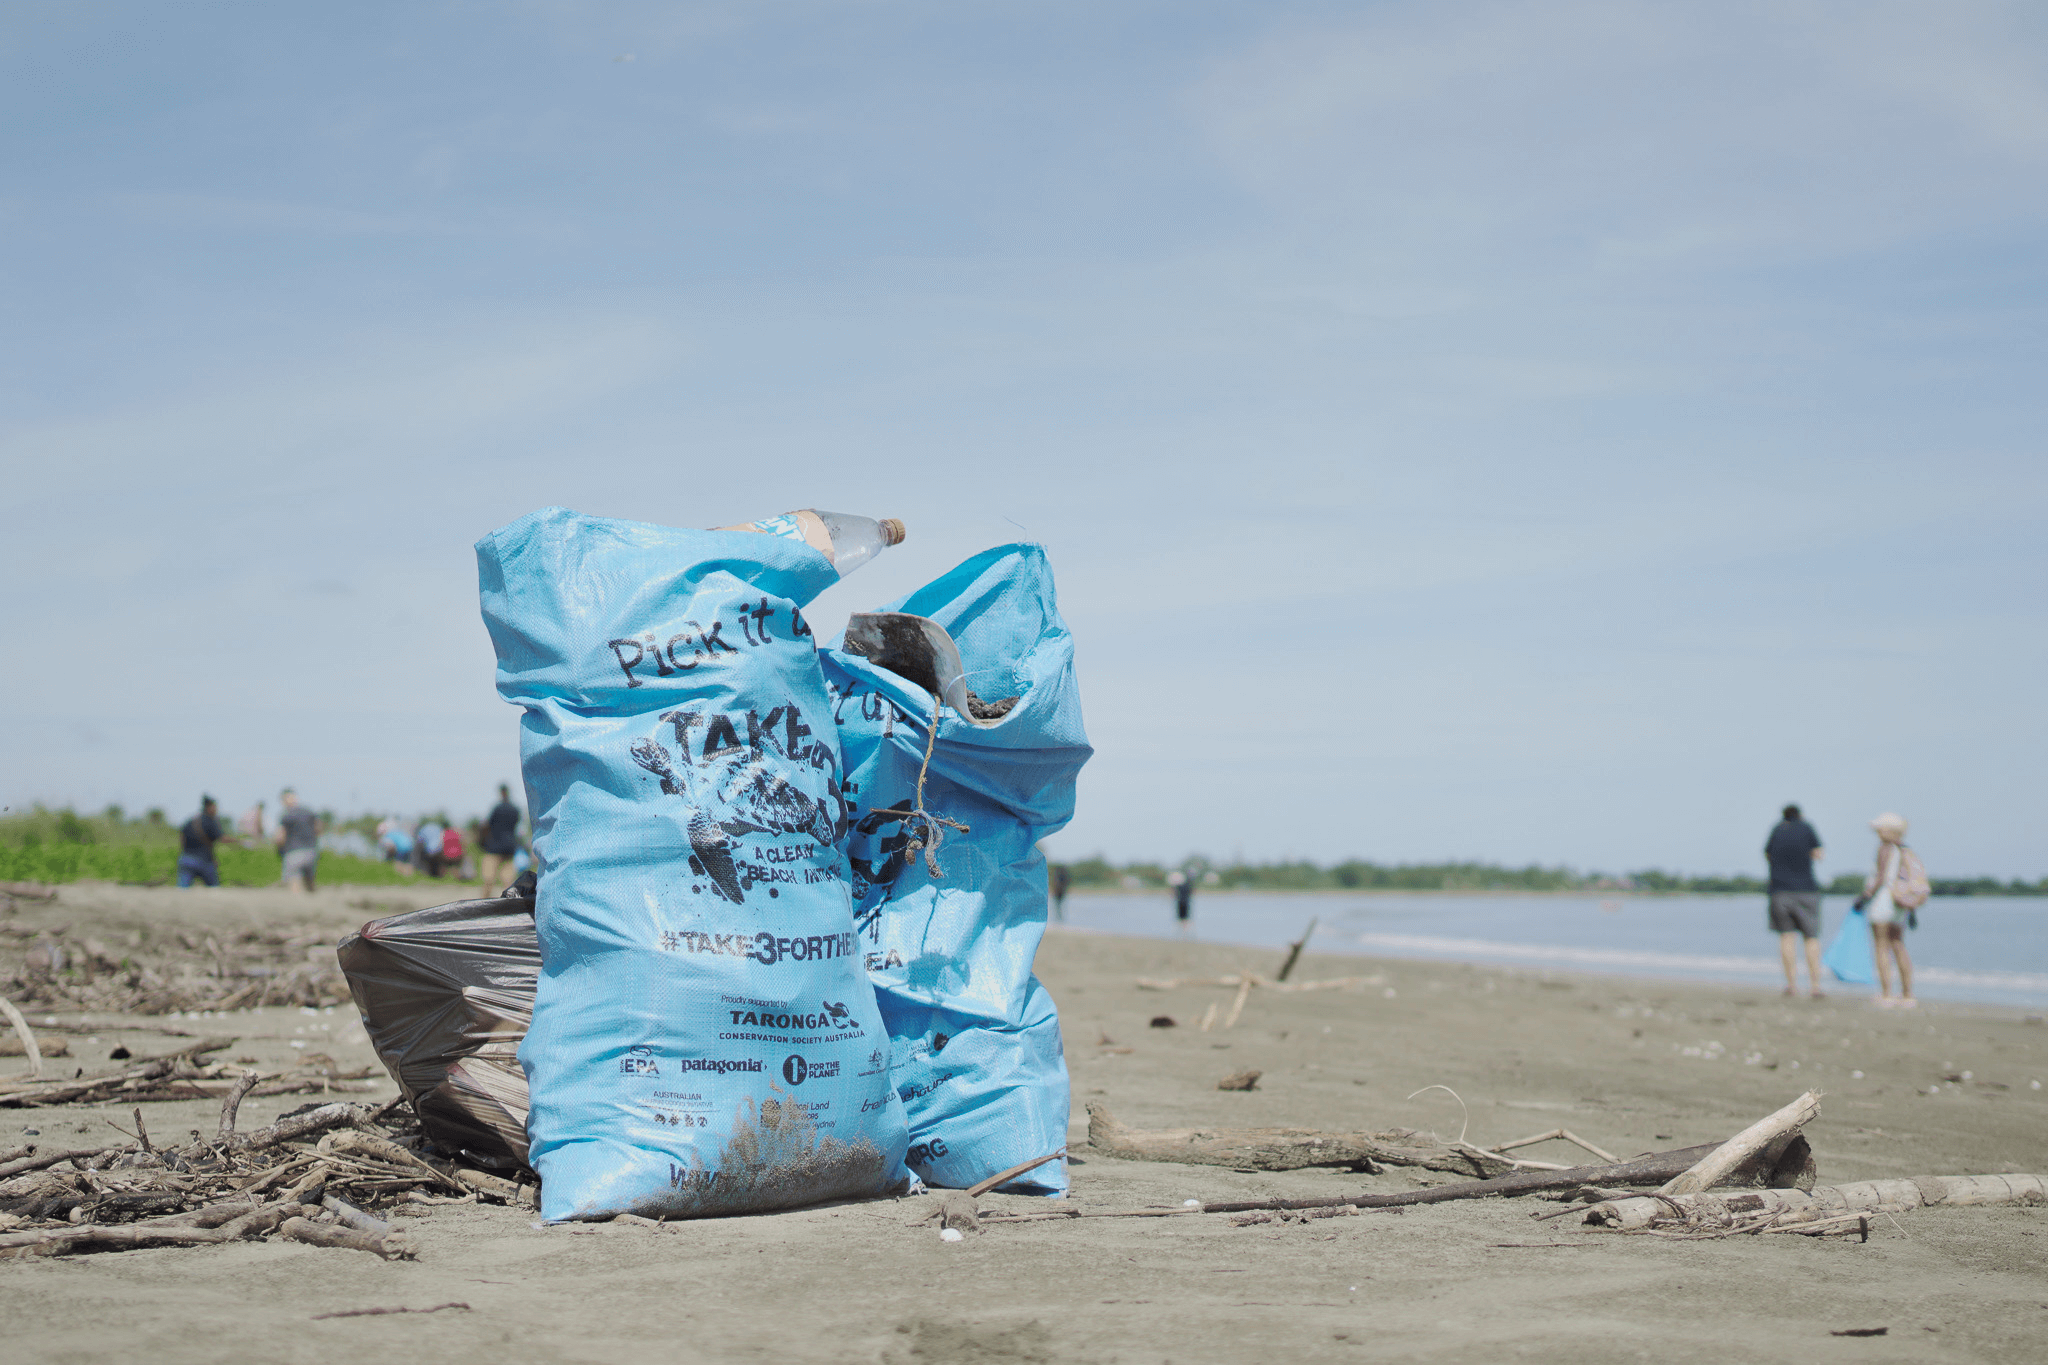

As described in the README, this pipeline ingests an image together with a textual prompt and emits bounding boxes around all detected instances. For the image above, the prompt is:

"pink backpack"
[1890,846,1931,911]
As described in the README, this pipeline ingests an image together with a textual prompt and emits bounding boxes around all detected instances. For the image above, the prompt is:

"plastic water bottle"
[720,509,905,577]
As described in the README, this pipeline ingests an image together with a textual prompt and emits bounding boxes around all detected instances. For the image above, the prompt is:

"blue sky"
[4,2,2044,877]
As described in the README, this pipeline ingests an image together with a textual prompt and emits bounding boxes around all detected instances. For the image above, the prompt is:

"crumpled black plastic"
[337,880,539,1170]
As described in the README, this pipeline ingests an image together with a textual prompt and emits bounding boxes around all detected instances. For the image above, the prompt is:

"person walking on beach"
[274,789,321,893]
[376,818,415,876]
[1168,870,1193,938]
[416,816,445,878]
[176,796,229,888]
[1863,812,1927,1008]
[479,785,522,898]
[1048,863,1071,923]
[441,821,467,880]
[1764,803,1826,997]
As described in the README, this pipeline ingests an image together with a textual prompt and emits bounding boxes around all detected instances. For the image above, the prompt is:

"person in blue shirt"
[378,818,415,873]
[416,817,445,878]
[177,796,228,888]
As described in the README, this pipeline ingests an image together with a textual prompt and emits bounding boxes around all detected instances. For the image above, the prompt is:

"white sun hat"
[1869,812,1909,837]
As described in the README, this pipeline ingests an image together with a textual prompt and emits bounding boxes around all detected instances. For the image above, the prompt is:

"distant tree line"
[1056,854,2048,897]
[5,805,2042,896]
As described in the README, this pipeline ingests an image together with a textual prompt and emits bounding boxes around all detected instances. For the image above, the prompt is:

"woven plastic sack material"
[477,507,911,1222]
[338,894,540,1170]
[1823,906,1876,985]
[820,544,1090,1194]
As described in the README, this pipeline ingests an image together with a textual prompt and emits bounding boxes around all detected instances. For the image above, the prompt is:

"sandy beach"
[4,883,2045,1364]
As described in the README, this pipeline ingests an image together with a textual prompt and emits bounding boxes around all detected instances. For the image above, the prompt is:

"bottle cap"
[879,518,907,546]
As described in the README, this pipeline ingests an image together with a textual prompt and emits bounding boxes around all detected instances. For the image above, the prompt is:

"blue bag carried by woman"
[1822,905,1876,985]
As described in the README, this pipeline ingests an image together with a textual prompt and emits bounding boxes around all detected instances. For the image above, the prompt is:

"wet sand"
[4,885,2045,1364]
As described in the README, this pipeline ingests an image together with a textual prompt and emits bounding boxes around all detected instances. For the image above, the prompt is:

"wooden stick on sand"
[966,1150,1065,1197]
[1496,1128,1619,1164]
[1659,1090,1820,1196]
[1586,1173,2048,1232]
[0,996,44,1081]
[1223,977,1253,1029]
[1275,918,1318,983]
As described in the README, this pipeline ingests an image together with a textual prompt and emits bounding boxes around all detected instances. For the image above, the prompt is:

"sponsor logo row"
[620,1047,862,1088]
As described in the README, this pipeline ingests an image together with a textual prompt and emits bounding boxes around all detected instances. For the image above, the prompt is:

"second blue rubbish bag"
[820,544,1091,1193]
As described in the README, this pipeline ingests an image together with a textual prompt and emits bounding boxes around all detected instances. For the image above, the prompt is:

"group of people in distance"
[176,785,526,898]
[374,786,527,897]
[1766,803,1927,1007]
[175,788,323,891]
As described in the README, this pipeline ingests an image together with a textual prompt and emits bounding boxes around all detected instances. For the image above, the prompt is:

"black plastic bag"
[337,890,539,1170]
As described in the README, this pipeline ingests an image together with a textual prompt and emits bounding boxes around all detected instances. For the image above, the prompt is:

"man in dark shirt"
[177,796,228,888]
[1764,803,1826,997]
[479,784,523,898]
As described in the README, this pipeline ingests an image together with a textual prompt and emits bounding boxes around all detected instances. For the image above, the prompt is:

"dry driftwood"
[0,914,352,1016]
[1199,1143,1737,1214]
[1223,977,1253,1029]
[148,1195,265,1228]
[0,995,46,1080]
[0,1199,312,1258]
[322,1193,393,1237]
[451,1166,528,1204]
[0,1144,126,1178]
[279,1215,418,1259]
[1087,1103,1516,1179]
[1660,1090,1820,1196]
[964,1150,1065,1198]
[217,1070,266,1144]
[0,1223,249,1257]
[0,1072,468,1265]
[1587,1173,2048,1232]
[0,1036,239,1107]
[1274,918,1319,983]
[0,1034,69,1059]
[323,1130,467,1193]
[237,1102,372,1152]
[1496,1128,1618,1164]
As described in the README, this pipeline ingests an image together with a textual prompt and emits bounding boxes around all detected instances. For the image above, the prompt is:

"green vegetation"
[0,804,472,888]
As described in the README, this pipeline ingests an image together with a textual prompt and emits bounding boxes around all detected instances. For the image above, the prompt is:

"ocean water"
[1054,892,2048,1010]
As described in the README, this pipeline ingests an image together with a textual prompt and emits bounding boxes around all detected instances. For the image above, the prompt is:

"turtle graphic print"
[628,701,850,904]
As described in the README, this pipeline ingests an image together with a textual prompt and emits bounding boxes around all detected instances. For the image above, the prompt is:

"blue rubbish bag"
[1823,906,1876,986]
[820,544,1091,1194]
[476,507,911,1221]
